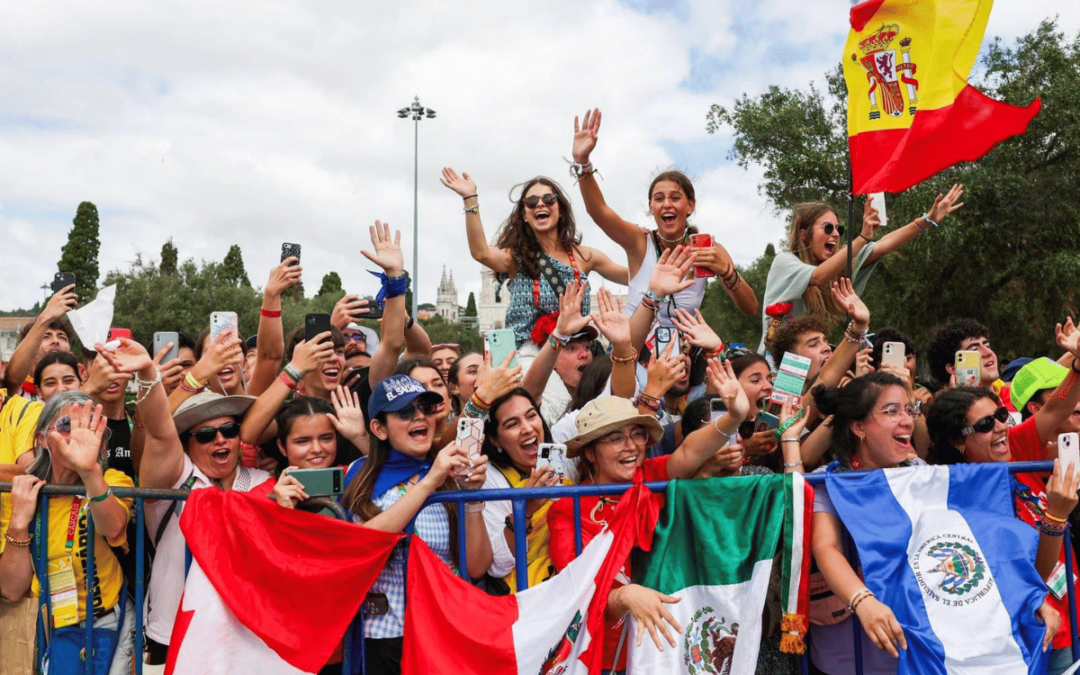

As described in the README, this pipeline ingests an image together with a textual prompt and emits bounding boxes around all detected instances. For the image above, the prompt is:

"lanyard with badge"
[46,497,85,628]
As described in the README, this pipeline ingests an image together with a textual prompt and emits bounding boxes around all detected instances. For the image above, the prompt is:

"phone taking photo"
[281,242,301,266]
[210,312,239,344]
[305,313,332,342]
[52,272,76,294]
[1059,433,1079,472]
[688,233,715,278]
[153,332,180,364]
[882,341,906,370]
[485,328,518,369]
[289,467,343,496]
[536,443,569,482]
[954,351,981,387]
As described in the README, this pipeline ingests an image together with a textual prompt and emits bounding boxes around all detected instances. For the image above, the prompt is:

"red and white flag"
[166,489,401,675]
[402,482,657,675]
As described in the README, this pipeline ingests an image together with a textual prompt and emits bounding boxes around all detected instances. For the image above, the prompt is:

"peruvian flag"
[402,482,657,675]
[166,489,401,675]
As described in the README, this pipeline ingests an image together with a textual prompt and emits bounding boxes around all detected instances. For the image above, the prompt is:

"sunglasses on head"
[961,406,1011,437]
[392,401,437,420]
[524,193,558,209]
[54,415,113,442]
[430,343,460,352]
[190,421,242,444]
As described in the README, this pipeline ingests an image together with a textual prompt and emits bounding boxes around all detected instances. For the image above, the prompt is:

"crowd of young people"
[0,108,1073,675]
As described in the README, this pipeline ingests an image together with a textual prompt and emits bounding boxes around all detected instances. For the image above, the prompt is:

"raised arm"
[807,202,876,288]
[55,399,129,539]
[571,109,647,258]
[402,317,433,360]
[1034,319,1080,443]
[166,331,243,414]
[667,359,748,478]
[629,245,698,351]
[249,258,302,396]
[579,246,628,286]
[3,285,78,393]
[521,282,591,401]
[1037,460,1079,580]
[0,476,44,602]
[690,243,759,316]
[801,279,870,425]
[364,222,409,386]
[440,168,515,274]
[866,184,964,264]
[590,288,636,399]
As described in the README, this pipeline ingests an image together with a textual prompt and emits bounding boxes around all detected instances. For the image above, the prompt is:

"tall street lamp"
[397,96,436,319]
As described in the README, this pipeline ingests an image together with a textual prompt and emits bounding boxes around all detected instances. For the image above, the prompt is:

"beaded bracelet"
[1040,522,1066,537]
[4,532,31,548]
[464,205,479,215]
[610,348,638,365]
[848,587,875,613]
[462,400,488,420]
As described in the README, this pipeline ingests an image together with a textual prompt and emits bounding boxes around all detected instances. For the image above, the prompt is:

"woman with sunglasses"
[440,168,626,353]
[341,374,491,674]
[925,323,1080,674]
[0,391,136,675]
[570,109,759,328]
[759,186,964,353]
[548,362,749,673]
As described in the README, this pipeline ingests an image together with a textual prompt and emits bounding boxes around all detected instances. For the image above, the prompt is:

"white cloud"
[1,0,1075,318]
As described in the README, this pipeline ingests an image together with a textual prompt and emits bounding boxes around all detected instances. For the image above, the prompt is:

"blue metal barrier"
[2,460,1076,675]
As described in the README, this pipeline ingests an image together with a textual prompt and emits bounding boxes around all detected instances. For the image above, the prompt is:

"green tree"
[419,314,483,353]
[706,20,1080,361]
[160,239,179,276]
[464,292,477,318]
[57,201,102,301]
[221,244,251,287]
[318,271,343,297]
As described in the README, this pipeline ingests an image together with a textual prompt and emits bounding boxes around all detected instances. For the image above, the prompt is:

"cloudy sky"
[2,0,1076,313]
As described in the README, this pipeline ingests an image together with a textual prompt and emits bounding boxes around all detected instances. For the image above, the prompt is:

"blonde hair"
[786,202,845,320]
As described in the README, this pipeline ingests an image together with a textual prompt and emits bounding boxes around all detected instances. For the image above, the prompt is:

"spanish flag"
[844,0,1041,194]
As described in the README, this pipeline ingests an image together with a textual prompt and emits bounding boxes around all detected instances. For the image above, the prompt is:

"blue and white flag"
[827,463,1049,674]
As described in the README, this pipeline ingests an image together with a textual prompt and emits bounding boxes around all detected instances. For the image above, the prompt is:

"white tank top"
[625,232,707,327]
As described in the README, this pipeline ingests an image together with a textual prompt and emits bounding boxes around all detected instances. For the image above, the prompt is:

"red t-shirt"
[1008,417,1076,650]
[547,456,671,671]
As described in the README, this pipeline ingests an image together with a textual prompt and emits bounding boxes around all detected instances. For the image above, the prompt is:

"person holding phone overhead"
[569,108,758,327]
[440,167,625,360]
[926,325,1080,675]
[759,185,964,354]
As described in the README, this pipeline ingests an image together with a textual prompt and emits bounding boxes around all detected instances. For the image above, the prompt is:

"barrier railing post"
[852,612,864,675]
[512,498,528,592]
[84,507,95,675]
[457,501,468,580]
[35,495,49,672]
[572,497,582,557]
[135,498,145,675]
[1065,521,1079,662]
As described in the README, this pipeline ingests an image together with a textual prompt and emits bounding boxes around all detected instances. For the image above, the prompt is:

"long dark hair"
[570,356,612,413]
[811,372,905,468]
[926,386,996,465]
[274,397,338,473]
[786,202,845,320]
[481,389,552,471]
[446,352,481,414]
[496,177,582,280]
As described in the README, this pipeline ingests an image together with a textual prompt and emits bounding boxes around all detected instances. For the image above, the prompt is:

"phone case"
[954,351,981,387]
[153,332,180,363]
[305,313,332,342]
[52,272,75,293]
[486,329,518,369]
[210,312,239,344]
[281,242,301,265]
[289,467,344,496]
[689,234,716,278]
[1059,433,1080,470]
[882,342,906,369]
[456,417,484,460]
[536,444,568,481]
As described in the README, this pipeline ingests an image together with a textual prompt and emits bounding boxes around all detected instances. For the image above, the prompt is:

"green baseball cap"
[1010,357,1068,412]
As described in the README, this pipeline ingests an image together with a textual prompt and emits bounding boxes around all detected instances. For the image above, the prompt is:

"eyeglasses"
[54,415,113,442]
[871,402,922,423]
[818,223,845,236]
[344,334,366,343]
[190,421,242,444]
[392,401,437,420]
[961,406,1012,436]
[596,427,650,447]
[524,193,558,209]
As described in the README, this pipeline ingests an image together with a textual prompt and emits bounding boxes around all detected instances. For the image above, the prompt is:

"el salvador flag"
[826,463,1049,674]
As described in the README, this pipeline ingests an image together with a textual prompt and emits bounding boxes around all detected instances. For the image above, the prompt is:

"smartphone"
[655,327,673,358]
[754,411,780,433]
[688,233,715,278]
[107,328,132,342]
[709,398,727,423]
[305,313,332,342]
[954,351,981,387]
[456,417,484,462]
[1059,433,1080,472]
[52,272,76,294]
[153,331,180,363]
[536,443,569,481]
[210,312,239,344]
[281,242,301,266]
[485,328,518,369]
[359,301,384,321]
[882,342,906,370]
[289,467,344,497]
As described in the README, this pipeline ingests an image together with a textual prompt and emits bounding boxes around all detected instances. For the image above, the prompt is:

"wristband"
[4,533,31,547]
[462,400,488,420]
[89,488,112,504]
[921,213,940,228]
[368,269,409,305]
[470,391,492,411]
[404,316,415,331]
[548,334,568,351]
[260,308,282,318]
[464,205,479,215]
[283,364,303,383]
[783,460,803,468]
[610,348,638,365]
[1043,511,1068,524]
[774,410,803,439]
[913,220,928,234]
[848,587,874,613]
[461,194,478,201]
[857,233,873,243]
[278,371,299,390]
[182,372,206,393]
[465,502,486,513]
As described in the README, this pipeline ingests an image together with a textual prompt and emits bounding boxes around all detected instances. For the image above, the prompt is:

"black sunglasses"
[190,421,241,444]
[392,401,437,420]
[524,193,558,209]
[819,222,845,236]
[961,406,1011,437]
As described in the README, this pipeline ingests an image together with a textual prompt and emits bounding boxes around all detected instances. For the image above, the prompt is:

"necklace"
[655,227,688,245]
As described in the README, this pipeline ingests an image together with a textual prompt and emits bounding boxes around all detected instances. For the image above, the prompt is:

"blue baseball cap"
[367,374,443,420]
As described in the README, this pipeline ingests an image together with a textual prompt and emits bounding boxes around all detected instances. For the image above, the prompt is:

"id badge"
[47,557,79,628]
[1048,561,1067,601]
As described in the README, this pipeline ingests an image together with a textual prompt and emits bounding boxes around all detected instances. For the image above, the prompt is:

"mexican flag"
[402,481,657,675]
[631,473,812,674]
[166,489,402,675]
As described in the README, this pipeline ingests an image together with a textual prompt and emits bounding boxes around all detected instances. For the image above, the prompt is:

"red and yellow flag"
[844,0,1041,194]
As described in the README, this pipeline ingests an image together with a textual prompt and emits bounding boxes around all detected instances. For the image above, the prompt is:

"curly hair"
[785,202,846,320]
[767,315,832,363]
[869,327,917,370]
[495,177,582,281]
[811,372,905,467]
[924,318,990,385]
[925,386,995,465]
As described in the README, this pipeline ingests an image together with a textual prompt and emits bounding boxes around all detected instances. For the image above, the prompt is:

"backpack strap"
[154,471,197,548]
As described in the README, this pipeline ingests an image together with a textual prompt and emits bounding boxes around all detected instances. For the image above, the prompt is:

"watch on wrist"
[404,316,415,331]
[645,289,663,303]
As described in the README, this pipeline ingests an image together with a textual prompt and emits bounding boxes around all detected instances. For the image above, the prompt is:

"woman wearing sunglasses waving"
[341,374,491,674]
[570,108,759,327]
[0,391,137,675]
[759,186,964,354]
[926,320,1080,675]
[440,168,626,354]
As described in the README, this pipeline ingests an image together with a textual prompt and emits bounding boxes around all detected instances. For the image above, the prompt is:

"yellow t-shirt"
[0,397,43,549]
[0,470,133,615]
[500,466,572,592]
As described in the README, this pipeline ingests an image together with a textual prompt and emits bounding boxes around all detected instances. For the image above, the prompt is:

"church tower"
[436,266,459,322]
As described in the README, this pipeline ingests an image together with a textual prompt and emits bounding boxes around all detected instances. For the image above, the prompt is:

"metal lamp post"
[397,96,436,319]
